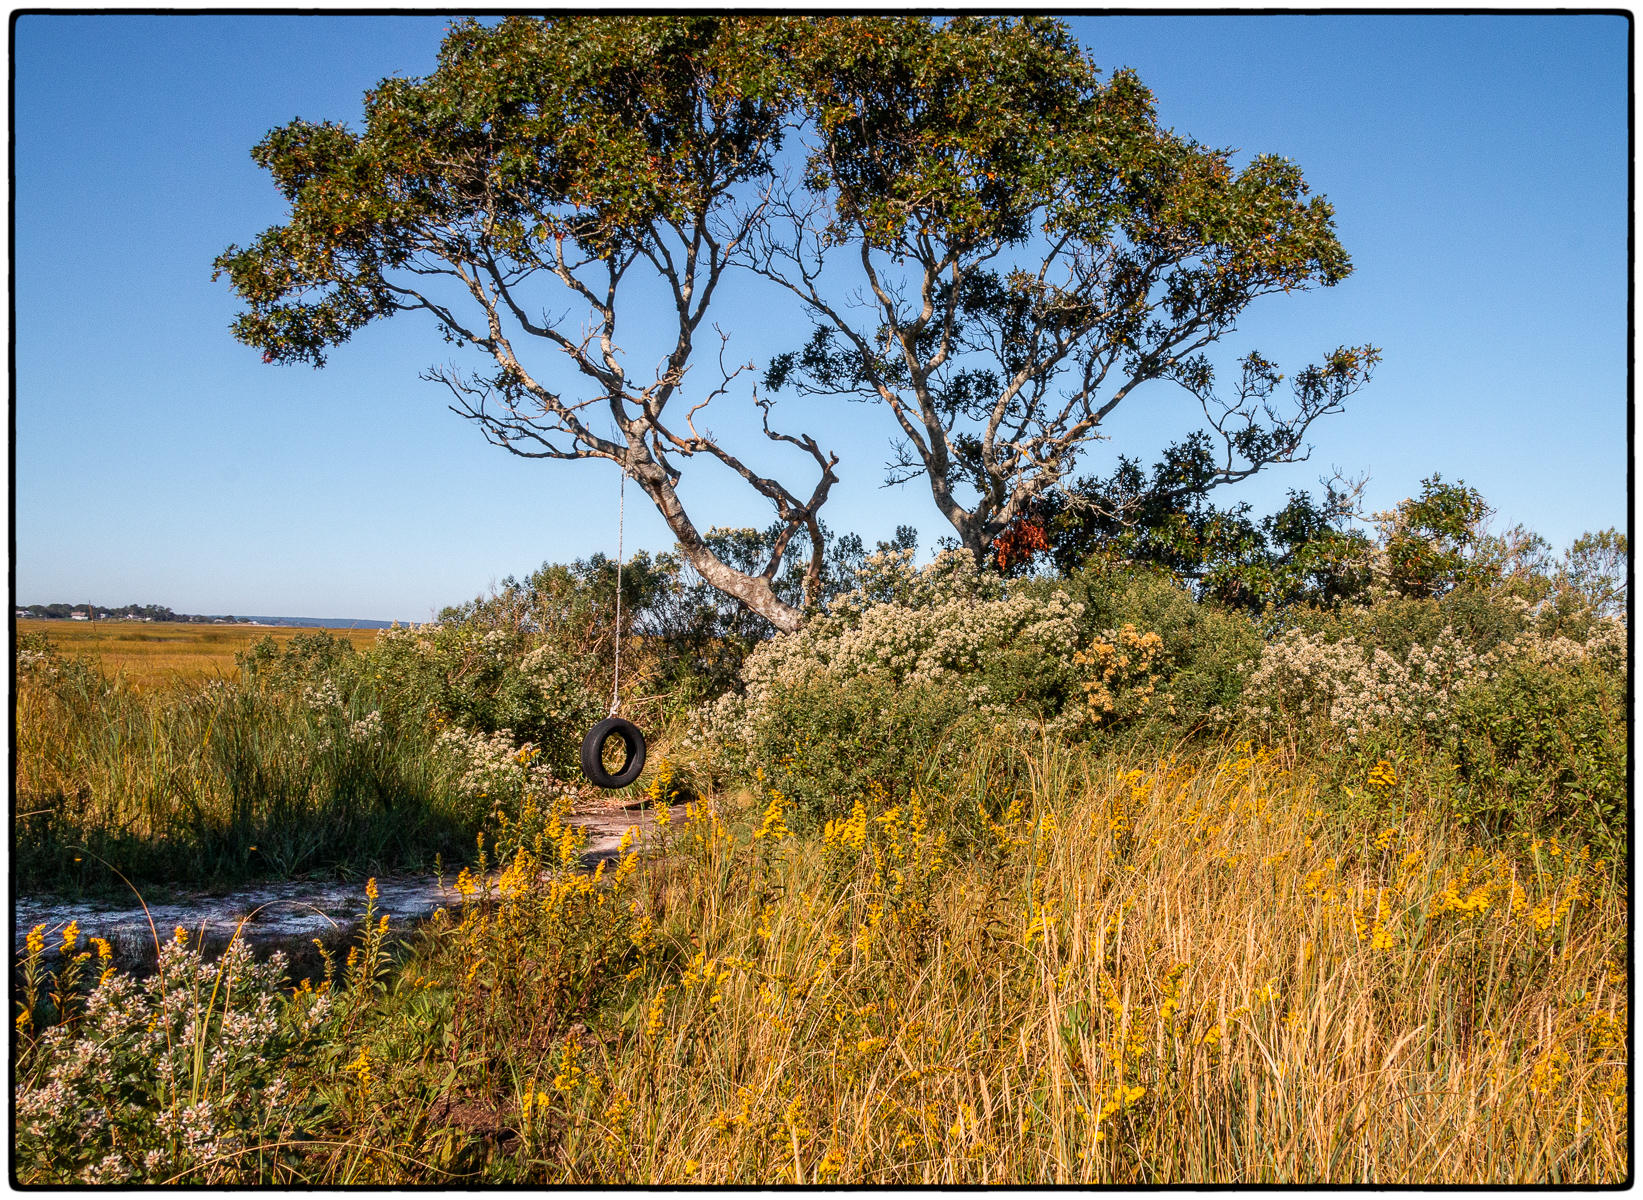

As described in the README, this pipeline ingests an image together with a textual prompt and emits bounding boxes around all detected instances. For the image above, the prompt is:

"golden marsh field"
[15,619,381,688]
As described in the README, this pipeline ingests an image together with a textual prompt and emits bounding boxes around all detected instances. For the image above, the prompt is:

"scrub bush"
[701,551,1227,823]
[364,623,604,783]
[1049,561,1264,733]
[1239,581,1627,848]
[1446,654,1627,854]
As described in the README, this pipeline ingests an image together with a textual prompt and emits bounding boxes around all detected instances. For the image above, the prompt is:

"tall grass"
[21,734,1619,1184]
[13,639,482,892]
[566,740,1625,1184]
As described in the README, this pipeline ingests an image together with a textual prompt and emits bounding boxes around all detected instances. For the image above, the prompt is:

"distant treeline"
[16,603,255,624]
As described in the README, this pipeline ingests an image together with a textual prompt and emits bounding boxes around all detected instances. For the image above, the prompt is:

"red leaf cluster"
[994,515,1049,571]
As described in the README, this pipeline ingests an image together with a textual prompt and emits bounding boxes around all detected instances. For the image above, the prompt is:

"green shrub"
[1238,577,1627,852]
[1445,655,1627,855]
[1050,561,1263,735]
[236,628,359,686]
[703,551,1264,826]
[742,673,983,825]
[359,623,607,783]
[1283,585,1534,660]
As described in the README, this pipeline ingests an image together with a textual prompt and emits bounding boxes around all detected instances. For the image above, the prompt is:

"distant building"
[70,610,89,621]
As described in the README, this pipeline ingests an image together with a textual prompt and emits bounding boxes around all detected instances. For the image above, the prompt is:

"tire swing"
[580,463,646,790]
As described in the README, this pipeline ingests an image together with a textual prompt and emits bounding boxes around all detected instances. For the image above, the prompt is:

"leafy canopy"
[215,16,804,366]
[759,16,1370,559]
[217,15,1374,622]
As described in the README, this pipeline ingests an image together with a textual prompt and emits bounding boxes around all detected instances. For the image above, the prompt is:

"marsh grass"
[13,640,482,893]
[16,620,379,690]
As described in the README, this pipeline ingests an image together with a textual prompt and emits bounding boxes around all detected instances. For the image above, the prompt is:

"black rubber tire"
[580,717,646,789]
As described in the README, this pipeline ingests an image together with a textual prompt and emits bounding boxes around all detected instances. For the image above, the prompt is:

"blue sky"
[12,14,1629,621]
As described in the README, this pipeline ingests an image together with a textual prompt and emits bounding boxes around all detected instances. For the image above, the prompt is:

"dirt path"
[12,799,655,969]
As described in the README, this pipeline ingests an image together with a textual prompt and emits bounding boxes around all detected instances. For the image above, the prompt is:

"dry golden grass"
[582,746,1625,1184]
[315,743,1624,1185]
[9,736,1626,1184]
[16,619,380,688]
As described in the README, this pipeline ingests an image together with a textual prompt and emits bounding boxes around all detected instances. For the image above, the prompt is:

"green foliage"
[794,16,1094,249]
[771,16,1374,564]
[215,15,801,364]
[1233,538,1628,852]
[1373,474,1509,599]
[795,16,1349,270]
[1286,586,1532,660]
[708,489,1622,852]
[1035,439,1374,612]
[705,550,1262,825]
[1446,655,1627,855]
[1049,559,1264,733]
[366,622,602,781]
[1558,527,1628,619]
[737,675,979,832]
[237,628,358,685]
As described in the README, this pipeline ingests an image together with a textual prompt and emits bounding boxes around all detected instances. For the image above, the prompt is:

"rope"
[610,464,625,716]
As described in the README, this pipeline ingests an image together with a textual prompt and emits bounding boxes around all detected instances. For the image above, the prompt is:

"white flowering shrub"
[698,550,1189,823]
[733,583,1086,713]
[14,931,330,1185]
[347,709,384,745]
[1238,624,1494,742]
[1241,611,1627,745]
[366,622,606,781]
[15,631,62,679]
[433,724,572,813]
[301,678,344,713]
[1240,595,1627,849]
[1506,613,1627,674]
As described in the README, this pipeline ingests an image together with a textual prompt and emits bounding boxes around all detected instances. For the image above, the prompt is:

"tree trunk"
[632,458,808,634]
[680,541,807,633]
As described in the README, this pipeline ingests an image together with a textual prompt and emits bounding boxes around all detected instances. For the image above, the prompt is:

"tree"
[216,16,832,632]
[757,16,1377,570]
[1026,435,1374,611]
[1373,474,1497,599]
[1558,528,1627,620]
[1370,473,1561,600]
[217,16,1375,629]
